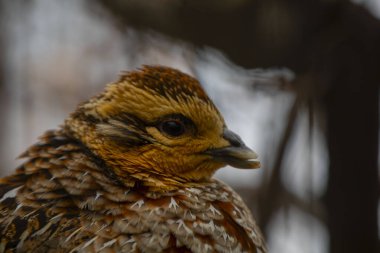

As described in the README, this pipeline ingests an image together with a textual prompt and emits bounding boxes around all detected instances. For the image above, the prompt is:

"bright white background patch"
[3,0,377,252]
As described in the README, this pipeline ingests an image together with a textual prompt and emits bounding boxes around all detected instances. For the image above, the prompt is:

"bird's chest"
[74,184,260,253]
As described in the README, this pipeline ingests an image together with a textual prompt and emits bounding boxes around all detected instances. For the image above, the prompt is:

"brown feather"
[0,66,266,252]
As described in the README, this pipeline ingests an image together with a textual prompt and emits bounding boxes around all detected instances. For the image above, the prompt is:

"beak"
[205,129,261,169]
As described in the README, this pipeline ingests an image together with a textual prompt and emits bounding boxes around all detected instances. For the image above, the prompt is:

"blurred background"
[0,0,379,252]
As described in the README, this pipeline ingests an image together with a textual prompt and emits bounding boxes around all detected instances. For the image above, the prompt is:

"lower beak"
[205,129,261,169]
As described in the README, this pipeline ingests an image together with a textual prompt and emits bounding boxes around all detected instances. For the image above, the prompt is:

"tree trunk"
[324,7,380,251]
[96,1,380,252]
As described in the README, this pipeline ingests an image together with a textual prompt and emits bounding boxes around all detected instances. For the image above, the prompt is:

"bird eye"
[159,120,185,137]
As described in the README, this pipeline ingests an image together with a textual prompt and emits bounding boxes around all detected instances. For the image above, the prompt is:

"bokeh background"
[0,1,379,252]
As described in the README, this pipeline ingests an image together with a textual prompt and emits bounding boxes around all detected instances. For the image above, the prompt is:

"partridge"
[0,66,267,252]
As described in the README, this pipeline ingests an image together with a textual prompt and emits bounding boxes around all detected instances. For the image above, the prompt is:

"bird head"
[65,66,260,191]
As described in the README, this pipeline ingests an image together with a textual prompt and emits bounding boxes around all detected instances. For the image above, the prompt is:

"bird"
[0,65,267,253]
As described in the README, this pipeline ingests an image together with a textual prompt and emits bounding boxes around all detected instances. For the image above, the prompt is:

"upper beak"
[205,129,261,169]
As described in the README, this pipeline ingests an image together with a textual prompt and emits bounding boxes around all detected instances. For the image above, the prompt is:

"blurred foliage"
[96,1,380,252]
[0,0,379,252]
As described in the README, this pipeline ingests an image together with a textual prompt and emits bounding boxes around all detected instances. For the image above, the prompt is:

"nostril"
[223,129,244,147]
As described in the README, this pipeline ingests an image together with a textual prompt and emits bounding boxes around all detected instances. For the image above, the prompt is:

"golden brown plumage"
[0,66,266,252]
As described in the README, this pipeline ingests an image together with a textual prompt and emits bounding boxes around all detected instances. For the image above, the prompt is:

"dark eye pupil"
[160,120,185,137]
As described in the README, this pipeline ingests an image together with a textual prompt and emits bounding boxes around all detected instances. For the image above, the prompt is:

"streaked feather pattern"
[0,66,267,252]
